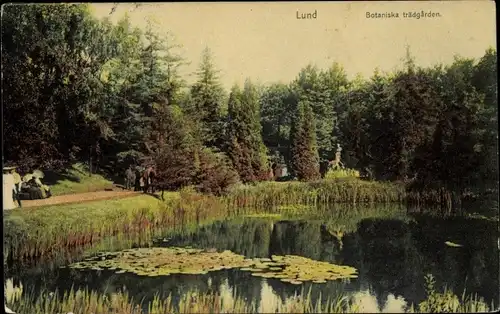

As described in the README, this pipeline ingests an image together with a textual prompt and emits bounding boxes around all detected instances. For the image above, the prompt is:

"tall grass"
[4,187,249,263]
[223,178,406,213]
[5,275,492,314]
[324,168,360,179]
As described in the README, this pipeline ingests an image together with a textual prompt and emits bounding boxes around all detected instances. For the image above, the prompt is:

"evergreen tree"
[190,47,226,150]
[240,79,269,180]
[226,85,255,182]
[290,101,320,181]
[226,81,269,182]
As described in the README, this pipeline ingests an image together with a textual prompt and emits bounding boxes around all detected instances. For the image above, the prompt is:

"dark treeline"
[2,4,498,195]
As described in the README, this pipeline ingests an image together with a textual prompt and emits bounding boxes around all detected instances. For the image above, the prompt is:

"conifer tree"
[190,47,226,150]
[226,80,269,182]
[290,101,321,181]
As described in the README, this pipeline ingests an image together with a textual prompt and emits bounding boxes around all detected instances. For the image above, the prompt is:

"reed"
[3,190,229,263]
[5,276,492,314]
[324,168,360,179]
[223,179,406,214]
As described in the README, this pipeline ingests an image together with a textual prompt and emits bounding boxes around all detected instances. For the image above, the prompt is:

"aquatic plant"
[3,190,229,263]
[5,179,407,265]
[5,275,493,314]
[239,255,358,284]
[409,274,492,313]
[65,247,251,276]
[64,247,358,284]
[223,179,406,215]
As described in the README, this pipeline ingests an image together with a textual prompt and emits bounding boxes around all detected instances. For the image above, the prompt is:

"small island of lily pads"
[64,247,358,284]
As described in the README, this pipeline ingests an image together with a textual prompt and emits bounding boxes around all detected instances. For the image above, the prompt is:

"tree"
[225,81,269,182]
[240,79,270,180]
[149,104,197,194]
[259,83,296,160]
[2,4,116,171]
[290,101,320,181]
[190,47,226,150]
[291,63,348,161]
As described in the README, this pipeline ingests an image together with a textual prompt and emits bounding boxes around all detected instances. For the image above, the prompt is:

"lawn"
[45,163,114,196]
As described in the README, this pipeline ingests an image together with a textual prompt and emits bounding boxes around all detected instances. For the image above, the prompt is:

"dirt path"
[20,188,143,208]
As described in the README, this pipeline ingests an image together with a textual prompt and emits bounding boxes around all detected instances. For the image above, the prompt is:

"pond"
[5,204,499,312]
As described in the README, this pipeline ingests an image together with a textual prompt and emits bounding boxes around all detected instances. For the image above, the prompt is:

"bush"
[195,148,240,196]
[324,168,360,180]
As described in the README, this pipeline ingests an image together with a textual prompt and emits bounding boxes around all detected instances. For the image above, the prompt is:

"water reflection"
[351,290,408,313]
[6,208,498,311]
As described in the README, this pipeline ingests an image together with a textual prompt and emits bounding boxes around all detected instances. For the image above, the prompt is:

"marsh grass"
[407,274,493,313]
[5,275,492,314]
[324,168,360,179]
[4,187,238,263]
[4,195,164,261]
[223,179,406,215]
[5,282,359,314]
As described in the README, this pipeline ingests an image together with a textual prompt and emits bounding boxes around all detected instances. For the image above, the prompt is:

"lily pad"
[236,254,357,284]
[67,247,357,284]
[445,241,463,247]
[67,247,253,277]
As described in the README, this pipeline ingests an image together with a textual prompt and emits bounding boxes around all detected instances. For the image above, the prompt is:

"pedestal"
[3,174,16,210]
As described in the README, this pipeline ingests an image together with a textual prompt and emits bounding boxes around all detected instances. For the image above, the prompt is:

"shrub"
[195,148,240,196]
[324,168,360,180]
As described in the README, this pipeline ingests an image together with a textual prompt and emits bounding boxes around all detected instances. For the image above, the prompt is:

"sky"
[89,1,496,90]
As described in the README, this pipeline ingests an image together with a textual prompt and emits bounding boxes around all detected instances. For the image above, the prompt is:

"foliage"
[189,47,227,150]
[414,274,491,313]
[194,148,240,196]
[324,168,360,180]
[2,3,497,201]
[291,101,321,181]
[225,82,269,183]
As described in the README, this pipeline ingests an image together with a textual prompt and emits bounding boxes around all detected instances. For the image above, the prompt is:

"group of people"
[124,165,156,193]
[7,167,52,207]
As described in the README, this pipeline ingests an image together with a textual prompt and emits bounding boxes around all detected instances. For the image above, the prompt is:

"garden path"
[20,186,142,208]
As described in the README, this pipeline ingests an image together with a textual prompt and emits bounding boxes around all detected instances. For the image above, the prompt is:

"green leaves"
[291,101,321,181]
[226,81,269,183]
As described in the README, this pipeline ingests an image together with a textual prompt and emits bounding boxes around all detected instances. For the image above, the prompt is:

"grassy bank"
[3,193,186,262]
[46,163,114,196]
[4,178,407,263]
[5,276,492,314]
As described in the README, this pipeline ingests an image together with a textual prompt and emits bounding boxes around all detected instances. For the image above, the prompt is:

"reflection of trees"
[409,214,499,304]
[167,219,274,258]
[352,215,499,307]
[355,218,424,307]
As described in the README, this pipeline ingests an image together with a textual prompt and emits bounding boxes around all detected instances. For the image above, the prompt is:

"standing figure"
[12,169,22,207]
[142,165,157,194]
[134,167,142,191]
[124,166,136,190]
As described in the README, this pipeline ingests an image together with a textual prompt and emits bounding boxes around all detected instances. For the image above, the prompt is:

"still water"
[6,205,499,312]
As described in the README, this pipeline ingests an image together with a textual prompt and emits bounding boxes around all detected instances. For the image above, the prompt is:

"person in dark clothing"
[125,166,136,190]
[12,169,22,207]
[134,168,142,191]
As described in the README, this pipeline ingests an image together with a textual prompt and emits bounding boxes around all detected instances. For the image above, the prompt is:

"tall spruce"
[190,47,226,150]
[226,81,269,182]
[290,101,320,181]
